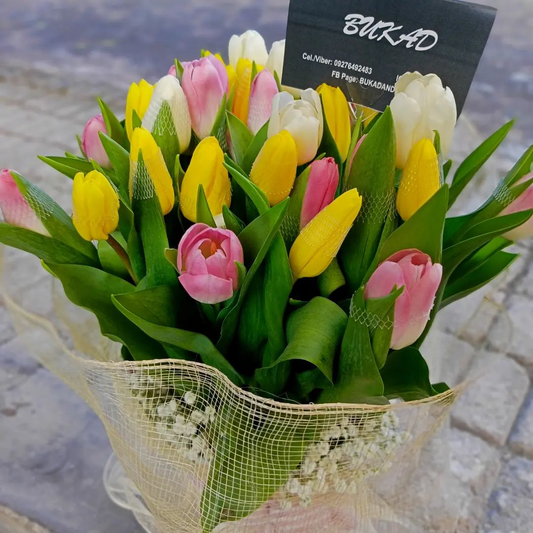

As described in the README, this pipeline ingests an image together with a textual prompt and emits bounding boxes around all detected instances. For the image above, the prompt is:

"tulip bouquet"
[2,29,533,533]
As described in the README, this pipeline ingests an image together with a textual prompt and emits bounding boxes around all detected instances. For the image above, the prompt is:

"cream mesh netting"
[2,244,493,533]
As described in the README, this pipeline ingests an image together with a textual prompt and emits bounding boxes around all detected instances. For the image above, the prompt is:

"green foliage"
[196,184,217,227]
[226,112,253,167]
[98,98,129,149]
[339,107,397,292]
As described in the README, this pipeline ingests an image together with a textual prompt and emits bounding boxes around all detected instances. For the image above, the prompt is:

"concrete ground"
[0,1,532,531]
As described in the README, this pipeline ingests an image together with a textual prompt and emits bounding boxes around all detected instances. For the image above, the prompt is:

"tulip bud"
[177,223,244,304]
[268,89,323,166]
[501,172,533,241]
[247,70,279,135]
[365,249,443,350]
[228,30,269,69]
[180,137,231,223]
[250,130,298,206]
[142,75,191,155]
[0,169,49,235]
[72,170,119,241]
[289,188,362,280]
[81,114,112,169]
[232,58,262,125]
[396,138,440,222]
[390,72,457,169]
[226,64,237,97]
[181,57,227,139]
[300,157,339,229]
[317,84,351,162]
[125,79,155,140]
[130,128,175,215]
[266,40,285,78]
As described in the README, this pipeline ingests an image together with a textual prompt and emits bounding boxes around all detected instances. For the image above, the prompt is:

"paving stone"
[487,294,533,368]
[0,339,143,533]
[516,257,533,299]
[450,428,501,533]
[0,303,16,346]
[508,391,533,458]
[422,330,475,387]
[481,455,533,533]
[452,351,530,446]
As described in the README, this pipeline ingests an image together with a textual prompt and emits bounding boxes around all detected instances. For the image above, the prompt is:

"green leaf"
[217,200,290,353]
[254,234,293,394]
[339,107,397,292]
[295,368,330,398]
[381,347,442,401]
[0,224,98,266]
[318,95,343,169]
[222,205,245,234]
[112,294,244,385]
[38,155,94,179]
[280,165,311,246]
[132,154,177,288]
[164,248,179,272]
[10,172,99,264]
[379,185,449,264]
[448,236,510,284]
[210,95,228,151]
[443,160,453,181]
[443,250,518,307]
[99,132,131,197]
[269,297,347,384]
[366,286,404,369]
[98,238,130,279]
[196,184,217,227]
[241,121,269,174]
[317,258,345,297]
[443,210,533,275]
[98,98,129,149]
[449,120,514,207]
[47,263,167,360]
[319,288,386,404]
[226,112,253,167]
[224,155,270,215]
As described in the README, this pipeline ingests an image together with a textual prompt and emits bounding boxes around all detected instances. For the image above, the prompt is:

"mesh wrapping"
[1,245,468,533]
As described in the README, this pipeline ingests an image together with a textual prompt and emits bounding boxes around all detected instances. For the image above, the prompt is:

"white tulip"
[266,39,286,78]
[268,89,323,166]
[390,72,457,169]
[142,75,192,154]
[228,30,269,69]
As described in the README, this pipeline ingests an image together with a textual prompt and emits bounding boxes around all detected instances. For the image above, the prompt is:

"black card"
[283,0,496,114]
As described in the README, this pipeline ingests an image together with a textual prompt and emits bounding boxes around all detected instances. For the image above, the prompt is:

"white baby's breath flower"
[190,409,207,425]
[286,478,301,495]
[301,457,316,476]
[205,405,216,422]
[183,391,197,405]
[157,400,177,418]
[317,442,330,457]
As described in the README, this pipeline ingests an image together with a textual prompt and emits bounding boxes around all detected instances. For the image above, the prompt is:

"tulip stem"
[107,235,138,285]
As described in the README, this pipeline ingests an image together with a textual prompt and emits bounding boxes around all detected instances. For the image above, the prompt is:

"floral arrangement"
[2,28,533,532]
[1,30,532,405]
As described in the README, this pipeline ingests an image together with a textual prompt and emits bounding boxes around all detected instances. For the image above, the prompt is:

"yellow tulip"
[250,130,298,206]
[317,84,351,161]
[231,58,263,124]
[125,79,155,140]
[72,170,119,241]
[180,137,231,222]
[130,127,175,215]
[289,188,363,280]
[204,51,226,66]
[396,138,440,221]
[226,65,237,97]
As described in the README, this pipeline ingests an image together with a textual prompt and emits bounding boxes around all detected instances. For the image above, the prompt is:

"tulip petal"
[390,93,421,169]
[177,223,212,271]
[179,273,234,304]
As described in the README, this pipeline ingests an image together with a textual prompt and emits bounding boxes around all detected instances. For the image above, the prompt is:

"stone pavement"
[1,1,533,529]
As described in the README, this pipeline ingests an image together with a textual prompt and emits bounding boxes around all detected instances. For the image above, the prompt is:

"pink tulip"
[501,172,533,241]
[81,114,112,169]
[300,157,339,229]
[0,169,49,235]
[177,223,244,304]
[365,249,443,350]
[247,70,279,135]
[181,56,228,139]
[168,64,177,77]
